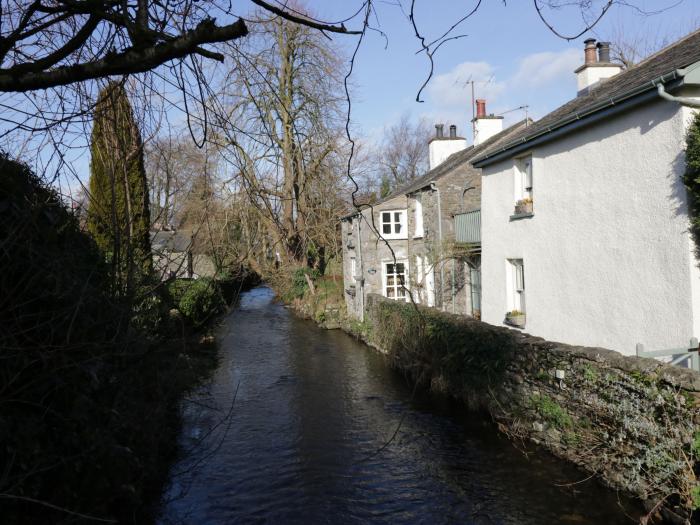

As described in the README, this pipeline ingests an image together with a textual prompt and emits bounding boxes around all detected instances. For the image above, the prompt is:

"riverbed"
[158,286,640,524]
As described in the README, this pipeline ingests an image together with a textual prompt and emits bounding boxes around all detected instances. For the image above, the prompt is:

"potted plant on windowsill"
[514,198,533,215]
[505,310,526,327]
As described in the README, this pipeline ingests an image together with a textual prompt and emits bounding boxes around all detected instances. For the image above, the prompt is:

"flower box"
[505,311,526,327]
[514,199,533,215]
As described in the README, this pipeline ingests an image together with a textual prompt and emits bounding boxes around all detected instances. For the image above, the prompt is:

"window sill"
[509,212,534,221]
[503,319,525,329]
[413,233,424,239]
[379,235,408,241]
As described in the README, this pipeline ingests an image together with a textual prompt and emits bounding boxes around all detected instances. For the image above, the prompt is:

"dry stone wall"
[357,294,700,522]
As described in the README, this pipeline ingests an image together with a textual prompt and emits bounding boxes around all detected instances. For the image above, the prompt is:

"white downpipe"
[432,182,445,311]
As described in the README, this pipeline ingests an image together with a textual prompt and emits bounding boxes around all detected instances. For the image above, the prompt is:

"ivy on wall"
[684,111,700,259]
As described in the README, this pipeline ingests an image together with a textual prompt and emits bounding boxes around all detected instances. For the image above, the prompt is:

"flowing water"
[159,286,640,524]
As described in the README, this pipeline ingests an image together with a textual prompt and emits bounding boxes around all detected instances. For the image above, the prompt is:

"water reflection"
[159,286,639,524]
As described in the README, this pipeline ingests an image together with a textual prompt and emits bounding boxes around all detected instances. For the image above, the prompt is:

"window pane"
[383,224,391,234]
[397,288,406,298]
[394,212,401,222]
[382,212,391,223]
[387,287,395,298]
[398,275,405,285]
[387,275,395,286]
[387,264,395,275]
[515,264,524,290]
[394,223,402,233]
[396,263,404,274]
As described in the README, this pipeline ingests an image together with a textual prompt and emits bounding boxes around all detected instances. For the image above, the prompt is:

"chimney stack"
[575,38,621,96]
[597,41,611,63]
[472,99,503,146]
[429,122,467,170]
[584,38,597,65]
[476,99,487,119]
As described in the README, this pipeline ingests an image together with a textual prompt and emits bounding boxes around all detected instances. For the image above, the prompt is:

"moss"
[531,394,573,429]
[536,370,550,382]
[582,364,598,382]
[692,484,700,510]
[692,431,700,458]
[629,370,655,386]
[562,431,582,446]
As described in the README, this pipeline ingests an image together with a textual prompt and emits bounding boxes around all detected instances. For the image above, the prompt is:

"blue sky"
[4,0,700,194]
[299,0,700,142]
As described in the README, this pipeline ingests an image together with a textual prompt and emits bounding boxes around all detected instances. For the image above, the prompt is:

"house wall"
[480,98,697,355]
[343,157,483,320]
[425,163,481,315]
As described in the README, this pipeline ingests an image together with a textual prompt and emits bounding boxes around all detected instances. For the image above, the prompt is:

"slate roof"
[150,230,192,252]
[473,28,700,165]
[377,118,533,204]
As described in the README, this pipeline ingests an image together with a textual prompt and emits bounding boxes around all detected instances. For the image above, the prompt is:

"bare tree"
[601,17,700,68]
[214,10,348,270]
[374,113,432,196]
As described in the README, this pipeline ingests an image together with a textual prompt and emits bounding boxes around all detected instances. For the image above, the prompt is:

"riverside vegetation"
[0,154,258,524]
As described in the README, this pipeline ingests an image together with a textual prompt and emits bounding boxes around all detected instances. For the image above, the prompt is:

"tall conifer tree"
[87,82,152,295]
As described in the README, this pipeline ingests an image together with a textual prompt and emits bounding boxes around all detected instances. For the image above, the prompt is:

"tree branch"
[0,18,248,92]
[250,0,362,35]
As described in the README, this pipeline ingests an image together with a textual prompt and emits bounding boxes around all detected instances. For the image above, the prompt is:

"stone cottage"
[150,230,216,281]
[473,34,700,356]
[342,109,529,320]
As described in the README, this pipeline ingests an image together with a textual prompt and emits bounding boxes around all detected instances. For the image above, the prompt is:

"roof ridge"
[374,118,532,204]
[473,29,700,166]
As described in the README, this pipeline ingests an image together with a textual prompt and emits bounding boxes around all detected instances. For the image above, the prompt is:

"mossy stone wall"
[361,294,700,521]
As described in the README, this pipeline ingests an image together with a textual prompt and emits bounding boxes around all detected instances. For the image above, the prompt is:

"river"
[158,286,640,524]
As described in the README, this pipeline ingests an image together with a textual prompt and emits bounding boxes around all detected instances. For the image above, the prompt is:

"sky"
[295,0,700,143]
[4,0,700,194]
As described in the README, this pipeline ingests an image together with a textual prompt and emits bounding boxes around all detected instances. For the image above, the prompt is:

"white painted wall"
[474,117,503,146]
[576,64,622,94]
[480,98,698,355]
[429,138,468,170]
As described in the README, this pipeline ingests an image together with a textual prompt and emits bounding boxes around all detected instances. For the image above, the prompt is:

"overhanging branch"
[0,18,248,92]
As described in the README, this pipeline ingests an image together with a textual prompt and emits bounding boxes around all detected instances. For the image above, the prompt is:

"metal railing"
[455,209,480,244]
[635,338,700,372]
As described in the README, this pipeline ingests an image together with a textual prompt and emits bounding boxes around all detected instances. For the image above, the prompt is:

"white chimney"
[428,123,468,170]
[575,39,621,96]
[472,99,503,146]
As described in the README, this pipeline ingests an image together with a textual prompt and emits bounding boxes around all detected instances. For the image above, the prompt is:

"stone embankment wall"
[353,294,700,522]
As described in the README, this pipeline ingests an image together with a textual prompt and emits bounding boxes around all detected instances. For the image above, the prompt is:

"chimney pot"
[435,124,444,138]
[597,41,611,63]
[449,125,457,139]
[476,99,486,119]
[584,38,597,65]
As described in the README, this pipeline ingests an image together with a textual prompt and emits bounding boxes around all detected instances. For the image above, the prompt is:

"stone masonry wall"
[357,294,700,522]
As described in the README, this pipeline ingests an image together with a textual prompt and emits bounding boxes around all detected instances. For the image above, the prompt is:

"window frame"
[382,260,409,301]
[514,154,533,203]
[507,259,526,313]
[379,209,408,240]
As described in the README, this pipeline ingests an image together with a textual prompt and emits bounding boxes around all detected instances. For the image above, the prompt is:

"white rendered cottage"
[473,35,700,356]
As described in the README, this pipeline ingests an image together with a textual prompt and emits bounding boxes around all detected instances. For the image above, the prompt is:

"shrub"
[290,267,320,299]
[169,278,225,326]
